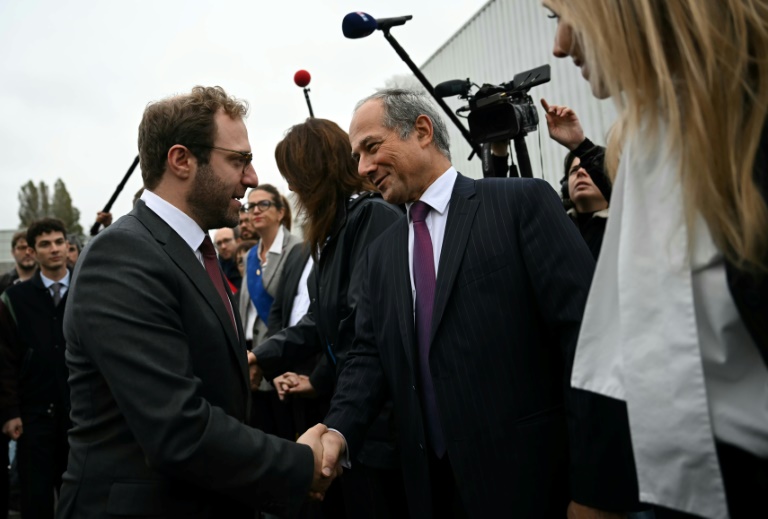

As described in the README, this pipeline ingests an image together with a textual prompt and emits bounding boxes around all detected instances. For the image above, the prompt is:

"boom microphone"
[294,69,311,88]
[342,12,413,38]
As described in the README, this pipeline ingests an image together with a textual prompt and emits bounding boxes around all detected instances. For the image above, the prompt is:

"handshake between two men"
[295,424,346,500]
[249,352,345,500]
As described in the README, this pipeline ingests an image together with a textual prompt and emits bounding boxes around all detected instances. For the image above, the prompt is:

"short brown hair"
[138,86,249,190]
[275,118,374,258]
[11,230,28,249]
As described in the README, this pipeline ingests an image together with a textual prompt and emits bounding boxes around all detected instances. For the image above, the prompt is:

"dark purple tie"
[200,235,237,334]
[411,201,446,457]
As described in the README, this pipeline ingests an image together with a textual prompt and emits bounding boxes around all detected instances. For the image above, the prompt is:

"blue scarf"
[246,246,274,323]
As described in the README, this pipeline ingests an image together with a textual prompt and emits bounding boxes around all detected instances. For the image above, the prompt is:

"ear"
[166,144,196,180]
[413,114,434,149]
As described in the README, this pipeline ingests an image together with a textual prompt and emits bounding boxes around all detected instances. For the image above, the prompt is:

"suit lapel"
[430,174,478,345]
[134,203,249,391]
[392,218,417,375]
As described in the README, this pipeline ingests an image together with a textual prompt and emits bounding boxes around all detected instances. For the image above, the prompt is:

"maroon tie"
[411,201,446,457]
[199,235,237,334]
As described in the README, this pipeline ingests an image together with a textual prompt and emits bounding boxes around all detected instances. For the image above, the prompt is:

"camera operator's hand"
[541,98,585,150]
[489,141,509,157]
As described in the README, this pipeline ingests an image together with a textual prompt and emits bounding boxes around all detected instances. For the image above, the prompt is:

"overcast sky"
[0,0,491,233]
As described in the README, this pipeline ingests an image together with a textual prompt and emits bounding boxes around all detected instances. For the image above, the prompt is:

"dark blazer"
[266,245,312,338]
[727,121,768,365]
[0,270,70,422]
[256,193,404,469]
[57,200,313,519]
[324,174,618,517]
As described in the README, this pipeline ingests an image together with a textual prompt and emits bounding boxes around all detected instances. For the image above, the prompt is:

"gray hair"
[355,89,451,160]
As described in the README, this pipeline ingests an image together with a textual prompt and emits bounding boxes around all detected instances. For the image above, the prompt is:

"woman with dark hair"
[238,184,300,438]
[250,118,407,517]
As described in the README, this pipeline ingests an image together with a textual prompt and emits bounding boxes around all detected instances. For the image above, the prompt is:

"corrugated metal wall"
[420,0,616,188]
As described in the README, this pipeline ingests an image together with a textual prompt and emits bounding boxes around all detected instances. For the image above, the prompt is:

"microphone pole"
[303,88,315,118]
[294,70,315,118]
[89,155,139,236]
[380,28,481,160]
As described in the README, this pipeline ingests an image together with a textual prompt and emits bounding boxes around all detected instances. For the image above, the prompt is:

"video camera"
[436,64,551,144]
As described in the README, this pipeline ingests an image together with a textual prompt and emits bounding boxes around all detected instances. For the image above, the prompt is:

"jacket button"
[411,385,416,391]
[418,443,424,451]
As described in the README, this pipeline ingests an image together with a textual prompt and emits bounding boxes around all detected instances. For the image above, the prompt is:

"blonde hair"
[550,0,768,270]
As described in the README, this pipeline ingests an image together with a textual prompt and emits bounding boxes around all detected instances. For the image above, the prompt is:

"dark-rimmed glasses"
[192,144,253,174]
[240,200,276,213]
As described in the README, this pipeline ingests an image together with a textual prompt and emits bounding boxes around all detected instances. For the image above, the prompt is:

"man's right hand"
[541,98,586,150]
[246,351,262,391]
[2,417,22,440]
[297,424,342,500]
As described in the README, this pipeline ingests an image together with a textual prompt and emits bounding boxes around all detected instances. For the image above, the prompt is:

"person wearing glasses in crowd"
[238,205,258,241]
[238,185,300,438]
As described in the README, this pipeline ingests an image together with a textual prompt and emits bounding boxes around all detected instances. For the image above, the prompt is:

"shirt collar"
[140,190,207,252]
[407,166,457,221]
[259,225,285,257]
[40,269,70,289]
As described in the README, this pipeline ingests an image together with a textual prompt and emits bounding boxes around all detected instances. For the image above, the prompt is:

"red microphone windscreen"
[294,70,311,88]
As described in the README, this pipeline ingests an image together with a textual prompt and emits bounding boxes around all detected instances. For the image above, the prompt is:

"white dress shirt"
[141,190,207,265]
[288,256,314,327]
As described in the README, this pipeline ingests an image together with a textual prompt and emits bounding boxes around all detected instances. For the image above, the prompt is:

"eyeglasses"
[191,144,253,174]
[240,200,277,213]
[214,237,235,248]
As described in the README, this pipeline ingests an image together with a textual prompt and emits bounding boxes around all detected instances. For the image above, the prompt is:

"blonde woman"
[543,1,768,518]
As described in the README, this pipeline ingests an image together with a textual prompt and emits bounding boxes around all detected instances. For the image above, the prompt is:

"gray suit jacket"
[57,201,313,519]
[239,227,301,349]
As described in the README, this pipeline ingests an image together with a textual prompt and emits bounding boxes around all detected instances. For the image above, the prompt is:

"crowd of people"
[0,1,765,518]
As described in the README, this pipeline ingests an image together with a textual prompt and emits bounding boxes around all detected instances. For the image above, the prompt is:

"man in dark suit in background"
[318,89,607,517]
[0,218,71,519]
[57,86,333,519]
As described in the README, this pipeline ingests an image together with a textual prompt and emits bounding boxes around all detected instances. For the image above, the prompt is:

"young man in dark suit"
[57,86,335,519]
[318,89,627,518]
[0,218,71,519]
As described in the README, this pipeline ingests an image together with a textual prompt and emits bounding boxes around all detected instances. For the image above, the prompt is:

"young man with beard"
[0,230,37,295]
[57,86,334,519]
[0,218,71,519]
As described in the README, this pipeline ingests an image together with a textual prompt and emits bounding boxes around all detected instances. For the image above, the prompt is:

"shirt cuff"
[326,428,351,469]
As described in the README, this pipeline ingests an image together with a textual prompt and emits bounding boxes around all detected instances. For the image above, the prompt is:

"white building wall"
[420,0,616,188]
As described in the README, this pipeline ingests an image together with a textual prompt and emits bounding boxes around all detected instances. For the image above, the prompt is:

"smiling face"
[544,1,608,99]
[186,110,258,230]
[349,99,432,205]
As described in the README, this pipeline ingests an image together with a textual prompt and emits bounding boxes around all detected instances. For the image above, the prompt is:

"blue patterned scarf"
[246,246,274,322]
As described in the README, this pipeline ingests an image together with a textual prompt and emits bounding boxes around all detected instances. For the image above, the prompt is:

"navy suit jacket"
[325,173,636,516]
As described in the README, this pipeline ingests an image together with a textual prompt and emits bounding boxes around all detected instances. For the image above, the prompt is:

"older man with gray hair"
[316,89,608,517]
